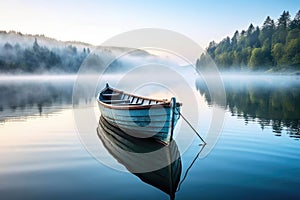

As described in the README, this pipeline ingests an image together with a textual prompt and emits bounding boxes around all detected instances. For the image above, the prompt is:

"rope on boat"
[176,108,206,144]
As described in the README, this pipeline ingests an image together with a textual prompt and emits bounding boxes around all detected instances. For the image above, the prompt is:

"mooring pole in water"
[177,108,206,144]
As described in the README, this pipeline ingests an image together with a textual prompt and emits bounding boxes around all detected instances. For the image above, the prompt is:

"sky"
[0,0,299,48]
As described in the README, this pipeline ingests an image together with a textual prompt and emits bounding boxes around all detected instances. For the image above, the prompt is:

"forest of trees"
[0,32,150,74]
[0,37,90,73]
[197,10,300,72]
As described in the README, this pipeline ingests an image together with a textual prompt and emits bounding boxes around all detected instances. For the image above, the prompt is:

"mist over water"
[1,71,299,136]
[1,2,300,199]
[0,66,300,199]
[0,75,77,122]
[196,74,300,137]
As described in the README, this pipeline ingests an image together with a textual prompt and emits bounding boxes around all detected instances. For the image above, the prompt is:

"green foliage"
[0,38,89,73]
[197,10,300,72]
[249,48,263,69]
[271,43,284,65]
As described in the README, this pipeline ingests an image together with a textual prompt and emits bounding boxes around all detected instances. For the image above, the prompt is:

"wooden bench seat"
[113,103,144,106]
[102,93,122,97]
[102,99,130,104]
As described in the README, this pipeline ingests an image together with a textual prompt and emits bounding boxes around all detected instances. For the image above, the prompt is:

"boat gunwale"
[98,100,172,110]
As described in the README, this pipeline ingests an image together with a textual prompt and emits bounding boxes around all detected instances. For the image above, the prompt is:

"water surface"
[0,75,299,199]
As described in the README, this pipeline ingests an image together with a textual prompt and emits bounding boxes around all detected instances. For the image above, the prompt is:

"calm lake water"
[0,74,299,199]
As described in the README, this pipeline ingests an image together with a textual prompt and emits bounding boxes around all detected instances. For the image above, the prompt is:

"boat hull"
[97,84,182,144]
[98,102,180,144]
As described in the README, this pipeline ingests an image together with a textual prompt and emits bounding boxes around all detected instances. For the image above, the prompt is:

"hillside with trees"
[197,10,300,72]
[0,31,152,74]
[0,31,91,73]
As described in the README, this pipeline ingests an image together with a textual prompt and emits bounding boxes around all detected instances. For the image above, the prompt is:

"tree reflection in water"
[195,76,300,138]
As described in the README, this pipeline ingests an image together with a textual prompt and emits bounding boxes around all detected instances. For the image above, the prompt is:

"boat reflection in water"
[97,116,182,200]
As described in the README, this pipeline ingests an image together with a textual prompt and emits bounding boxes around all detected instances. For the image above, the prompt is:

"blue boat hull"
[98,103,180,144]
[97,84,182,144]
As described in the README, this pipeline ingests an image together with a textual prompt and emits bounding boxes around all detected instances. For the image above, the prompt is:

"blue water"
[0,75,299,199]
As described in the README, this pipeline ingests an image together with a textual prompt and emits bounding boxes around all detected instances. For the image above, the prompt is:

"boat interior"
[99,85,169,106]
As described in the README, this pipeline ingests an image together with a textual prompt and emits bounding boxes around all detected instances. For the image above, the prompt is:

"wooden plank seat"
[102,99,130,104]
[114,102,144,106]
[102,93,122,97]
[115,100,143,106]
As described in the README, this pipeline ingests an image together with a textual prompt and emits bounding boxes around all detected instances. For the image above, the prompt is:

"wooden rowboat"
[97,83,182,144]
[97,116,182,200]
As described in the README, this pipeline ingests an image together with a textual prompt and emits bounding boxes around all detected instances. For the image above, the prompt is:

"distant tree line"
[0,38,90,73]
[197,10,300,71]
